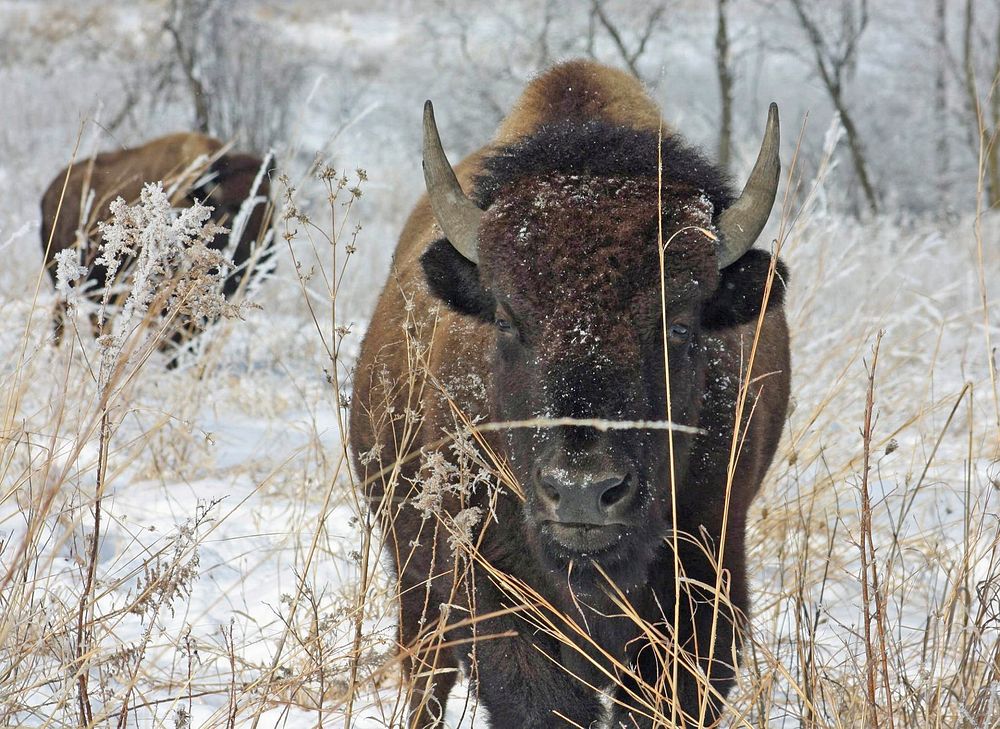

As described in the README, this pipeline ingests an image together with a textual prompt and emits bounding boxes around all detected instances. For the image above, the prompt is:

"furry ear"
[701,250,788,330]
[190,161,225,206]
[420,237,496,321]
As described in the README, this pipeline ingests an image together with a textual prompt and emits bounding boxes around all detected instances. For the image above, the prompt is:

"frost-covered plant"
[53,246,89,312]
[413,424,500,555]
[94,181,242,375]
[447,505,484,552]
[413,428,492,519]
[129,501,215,622]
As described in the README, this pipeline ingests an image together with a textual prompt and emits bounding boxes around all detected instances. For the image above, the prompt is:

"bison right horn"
[715,103,781,269]
[422,101,483,264]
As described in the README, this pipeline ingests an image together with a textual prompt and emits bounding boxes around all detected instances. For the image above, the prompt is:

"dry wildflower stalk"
[44,181,242,725]
[857,330,894,728]
[241,165,372,729]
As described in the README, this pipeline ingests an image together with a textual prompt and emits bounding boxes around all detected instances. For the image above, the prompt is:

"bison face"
[418,102,780,582]
[422,173,780,581]
[482,175,713,573]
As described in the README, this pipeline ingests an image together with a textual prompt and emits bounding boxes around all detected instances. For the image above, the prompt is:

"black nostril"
[599,475,631,510]
[539,478,561,506]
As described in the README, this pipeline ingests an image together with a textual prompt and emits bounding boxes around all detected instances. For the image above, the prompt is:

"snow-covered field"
[2,2,999,727]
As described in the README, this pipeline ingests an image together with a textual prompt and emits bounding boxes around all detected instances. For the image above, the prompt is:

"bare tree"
[424,0,674,146]
[961,0,1000,207]
[421,1,526,134]
[934,0,950,205]
[788,0,880,214]
[165,0,216,134]
[161,0,303,152]
[591,0,668,84]
[199,17,305,153]
[715,0,734,168]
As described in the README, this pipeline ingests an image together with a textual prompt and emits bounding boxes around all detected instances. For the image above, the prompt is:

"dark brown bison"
[40,132,273,341]
[350,61,790,728]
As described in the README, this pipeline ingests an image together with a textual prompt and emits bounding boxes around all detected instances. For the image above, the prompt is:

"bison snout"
[537,468,636,526]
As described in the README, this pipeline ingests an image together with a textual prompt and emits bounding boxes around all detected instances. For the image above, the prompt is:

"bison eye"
[495,317,513,333]
[668,323,691,343]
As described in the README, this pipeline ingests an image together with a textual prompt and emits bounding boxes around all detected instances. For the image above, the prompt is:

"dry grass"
[1,115,999,729]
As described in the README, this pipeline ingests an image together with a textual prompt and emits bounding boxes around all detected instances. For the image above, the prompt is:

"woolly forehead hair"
[469,118,734,349]
[478,173,720,353]
[474,119,735,212]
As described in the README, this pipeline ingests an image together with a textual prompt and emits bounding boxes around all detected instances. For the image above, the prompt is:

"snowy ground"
[2,2,999,728]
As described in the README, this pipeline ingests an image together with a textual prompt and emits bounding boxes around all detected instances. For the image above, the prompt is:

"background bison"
[350,60,790,727]
[40,132,273,344]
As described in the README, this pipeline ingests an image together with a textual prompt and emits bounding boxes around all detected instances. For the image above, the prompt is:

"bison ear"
[190,159,225,205]
[420,237,496,321]
[701,250,788,330]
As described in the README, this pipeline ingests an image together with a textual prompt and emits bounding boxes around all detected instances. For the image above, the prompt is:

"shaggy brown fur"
[350,60,790,728]
[495,60,664,142]
[481,174,719,350]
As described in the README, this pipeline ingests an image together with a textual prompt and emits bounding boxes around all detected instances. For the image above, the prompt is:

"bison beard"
[350,60,790,728]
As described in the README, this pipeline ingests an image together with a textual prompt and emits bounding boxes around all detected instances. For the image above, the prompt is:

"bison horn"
[715,103,781,269]
[422,100,483,264]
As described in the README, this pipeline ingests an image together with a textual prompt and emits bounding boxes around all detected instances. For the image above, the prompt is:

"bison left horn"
[715,103,781,269]
[422,100,483,264]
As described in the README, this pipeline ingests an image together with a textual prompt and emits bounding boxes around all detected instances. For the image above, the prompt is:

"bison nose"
[537,468,636,525]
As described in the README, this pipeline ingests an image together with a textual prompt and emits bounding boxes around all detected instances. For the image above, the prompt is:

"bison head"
[190,153,273,297]
[420,103,782,583]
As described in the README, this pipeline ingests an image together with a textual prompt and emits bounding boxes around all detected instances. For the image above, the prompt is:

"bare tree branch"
[591,0,666,82]
[633,4,667,64]
[536,0,555,67]
[585,3,599,58]
[715,0,734,168]
[934,0,950,204]
[789,0,879,214]
[165,0,212,134]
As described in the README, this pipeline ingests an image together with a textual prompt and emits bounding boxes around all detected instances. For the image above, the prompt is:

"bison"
[350,61,790,728]
[40,132,273,342]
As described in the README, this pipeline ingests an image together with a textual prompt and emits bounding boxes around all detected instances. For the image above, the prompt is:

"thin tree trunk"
[536,0,554,68]
[962,0,976,133]
[989,11,1000,207]
[789,0,879,214]
[935,0,950,206]
[961,0,1000,207]
[167,0,211,135]
[834,91,880,214]
[716,0,734,168]
[962,0,980,201]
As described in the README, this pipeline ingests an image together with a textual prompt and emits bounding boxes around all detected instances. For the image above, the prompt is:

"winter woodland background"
[1,0,999,726]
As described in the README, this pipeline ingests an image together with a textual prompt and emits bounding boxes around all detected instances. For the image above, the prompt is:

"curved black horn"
[422,101,483,264]
[716,103,780,269]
